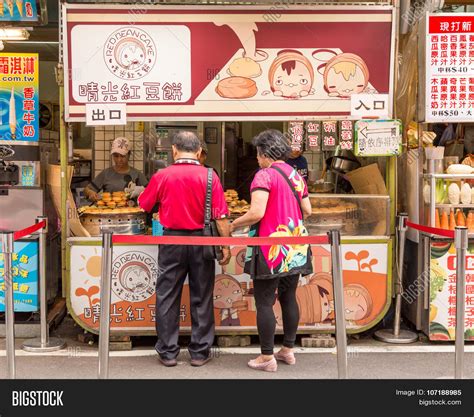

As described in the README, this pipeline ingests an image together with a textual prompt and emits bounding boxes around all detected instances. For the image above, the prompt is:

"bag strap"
[270,165,304,217]
[204,168,213,226]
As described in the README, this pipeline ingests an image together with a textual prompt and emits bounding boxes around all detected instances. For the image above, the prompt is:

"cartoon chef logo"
[111,251,157,302]
[104,27,156,80]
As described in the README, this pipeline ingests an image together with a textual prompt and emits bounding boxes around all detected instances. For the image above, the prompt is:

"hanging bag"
[203,168,224,261]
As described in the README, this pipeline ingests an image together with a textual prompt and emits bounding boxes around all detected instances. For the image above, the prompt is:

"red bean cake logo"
[111,251,157,302]
[103,27,156,80]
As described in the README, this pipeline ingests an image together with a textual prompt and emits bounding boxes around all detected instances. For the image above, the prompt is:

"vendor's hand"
[88,192,100,202]
[130,185,145,199]
[219,247,231,266]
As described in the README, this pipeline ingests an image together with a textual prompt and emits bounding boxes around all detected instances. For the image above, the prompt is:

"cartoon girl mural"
[266,49,315,99]
[313,50,370,98]
[213,274,247,326]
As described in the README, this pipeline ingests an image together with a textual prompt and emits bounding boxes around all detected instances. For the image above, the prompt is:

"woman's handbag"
[203,168,224,261]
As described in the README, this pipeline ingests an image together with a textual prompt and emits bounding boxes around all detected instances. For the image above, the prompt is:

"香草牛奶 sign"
[0,53,39,142]
[425,13,474,122]
[63,4,395,122]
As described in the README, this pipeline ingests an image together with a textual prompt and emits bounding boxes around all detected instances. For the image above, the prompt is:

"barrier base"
[373,329,419,344]
[21,337,66,352]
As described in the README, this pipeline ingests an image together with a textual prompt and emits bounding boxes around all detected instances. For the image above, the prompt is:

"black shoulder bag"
[203,168,224,261]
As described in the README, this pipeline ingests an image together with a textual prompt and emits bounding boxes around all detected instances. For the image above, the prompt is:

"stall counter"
[66,236,392,336]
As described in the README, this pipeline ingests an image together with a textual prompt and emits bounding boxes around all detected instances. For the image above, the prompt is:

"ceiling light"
[0,28,30,41]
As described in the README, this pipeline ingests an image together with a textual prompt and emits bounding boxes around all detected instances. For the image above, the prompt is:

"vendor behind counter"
[84,137,148,202]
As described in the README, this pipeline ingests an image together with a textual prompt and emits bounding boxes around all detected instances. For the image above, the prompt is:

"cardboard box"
[345,164,388,235]
[47,164,90,237]
[345,163,388,195]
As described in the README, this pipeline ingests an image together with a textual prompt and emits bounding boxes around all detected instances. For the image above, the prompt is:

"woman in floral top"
[230,129,312,372]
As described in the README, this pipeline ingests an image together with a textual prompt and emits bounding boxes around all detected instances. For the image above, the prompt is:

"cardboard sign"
[354,119,401,156]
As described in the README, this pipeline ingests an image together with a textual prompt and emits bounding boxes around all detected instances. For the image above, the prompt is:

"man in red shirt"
[139,131,230,367]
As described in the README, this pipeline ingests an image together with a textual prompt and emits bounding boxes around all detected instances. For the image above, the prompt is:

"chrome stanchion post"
[2,231,15,379]
[375,213,418,343]
[454,226,468,379]
[22,217,66,352]
[329,229,348,379]
[98,229,113,379]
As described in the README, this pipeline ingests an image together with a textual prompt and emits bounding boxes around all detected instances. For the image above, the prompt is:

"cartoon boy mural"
[273,272,334,326]
[213,274,247,326]
[266,50,315,99]
[343,284,373,325]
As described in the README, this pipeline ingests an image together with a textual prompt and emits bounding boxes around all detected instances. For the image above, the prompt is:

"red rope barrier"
[406,221,455,239]
[13,220,46,241]
[112,234,329,246]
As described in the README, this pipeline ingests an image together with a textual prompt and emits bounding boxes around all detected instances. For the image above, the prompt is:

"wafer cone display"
[16,0,23,16]
[6,0,14,15]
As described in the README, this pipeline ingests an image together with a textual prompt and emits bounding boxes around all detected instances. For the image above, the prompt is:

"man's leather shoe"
[190,357,211,367]
[158,357,177,367]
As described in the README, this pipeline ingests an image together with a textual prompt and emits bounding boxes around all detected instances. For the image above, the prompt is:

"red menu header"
[429,16,474,34]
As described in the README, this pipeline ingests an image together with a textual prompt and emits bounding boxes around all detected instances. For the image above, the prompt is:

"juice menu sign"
[63,4,395,122]
[425,13,474,122]
[0,0,38,22]
[0,53,39,142]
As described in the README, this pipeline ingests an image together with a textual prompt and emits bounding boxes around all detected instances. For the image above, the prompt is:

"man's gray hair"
[253,129,291,161]
[172,131,201,153]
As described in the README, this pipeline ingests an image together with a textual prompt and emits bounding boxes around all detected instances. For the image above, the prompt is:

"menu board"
[322,121,338,151]
[339,120,354,150]
[425,13,474,122]
[288,121,304,151]
[305,121,321,151]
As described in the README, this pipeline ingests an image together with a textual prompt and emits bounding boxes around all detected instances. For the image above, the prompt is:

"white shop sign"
[350,94,389,118]
[86,103,127,126]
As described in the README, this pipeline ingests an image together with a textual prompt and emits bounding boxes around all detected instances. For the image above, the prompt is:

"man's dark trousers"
[155,229,215,361]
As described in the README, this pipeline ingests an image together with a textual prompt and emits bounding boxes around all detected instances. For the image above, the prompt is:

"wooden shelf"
[436,204,474,209]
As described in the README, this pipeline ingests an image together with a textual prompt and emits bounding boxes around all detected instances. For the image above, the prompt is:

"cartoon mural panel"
[69,242,389,334]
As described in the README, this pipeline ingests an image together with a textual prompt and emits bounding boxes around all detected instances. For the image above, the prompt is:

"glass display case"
[423,173,474,230]
[307,194,390,237]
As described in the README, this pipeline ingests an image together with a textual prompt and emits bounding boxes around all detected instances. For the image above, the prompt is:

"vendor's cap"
[200,140,208,154]
[111,137,131,155]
